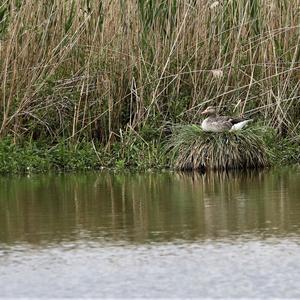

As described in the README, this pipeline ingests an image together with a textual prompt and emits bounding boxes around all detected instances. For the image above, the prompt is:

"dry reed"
[0,0,300,145]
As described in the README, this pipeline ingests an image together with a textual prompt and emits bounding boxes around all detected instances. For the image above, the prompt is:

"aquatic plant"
[166,124,270,170]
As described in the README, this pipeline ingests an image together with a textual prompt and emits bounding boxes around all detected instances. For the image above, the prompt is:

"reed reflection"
[0,168,300,245]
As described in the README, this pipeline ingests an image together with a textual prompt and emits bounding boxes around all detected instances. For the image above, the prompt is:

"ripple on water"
[1,169,300,297]
[0,237,300,298]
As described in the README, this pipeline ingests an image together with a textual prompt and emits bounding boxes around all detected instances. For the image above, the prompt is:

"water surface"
[1,169,300,297]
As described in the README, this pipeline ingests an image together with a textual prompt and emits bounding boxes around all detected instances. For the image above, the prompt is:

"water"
[1,168,300,298]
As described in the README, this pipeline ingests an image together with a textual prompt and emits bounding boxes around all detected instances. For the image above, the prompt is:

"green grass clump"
[166,124,270,170]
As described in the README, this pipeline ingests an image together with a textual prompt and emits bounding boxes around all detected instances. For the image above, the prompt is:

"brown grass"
[0,0,300,144]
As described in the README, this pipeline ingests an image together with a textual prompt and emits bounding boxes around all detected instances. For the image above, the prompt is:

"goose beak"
[201,109,208,115]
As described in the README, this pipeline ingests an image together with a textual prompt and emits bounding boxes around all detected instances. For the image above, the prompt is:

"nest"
[166,124,270,170]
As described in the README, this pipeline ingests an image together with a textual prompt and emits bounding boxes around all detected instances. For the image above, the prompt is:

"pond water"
[1,168,300,298]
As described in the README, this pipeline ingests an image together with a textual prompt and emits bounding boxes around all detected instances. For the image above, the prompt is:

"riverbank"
[0,136,167,174]
[0,129,298,174]
[1,1,300,173]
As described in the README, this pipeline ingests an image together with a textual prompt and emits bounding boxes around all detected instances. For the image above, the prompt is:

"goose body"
[201,106,252,132]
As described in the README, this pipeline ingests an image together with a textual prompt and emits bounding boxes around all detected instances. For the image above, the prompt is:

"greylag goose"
[201,106,252,132]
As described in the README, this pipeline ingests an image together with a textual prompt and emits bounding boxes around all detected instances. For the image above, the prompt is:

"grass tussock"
[166,125,270,170]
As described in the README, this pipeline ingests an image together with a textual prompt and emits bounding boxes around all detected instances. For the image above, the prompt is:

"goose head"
[201,106,217,116]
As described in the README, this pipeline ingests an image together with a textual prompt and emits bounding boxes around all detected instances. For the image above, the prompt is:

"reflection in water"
[1,168,300,245]
[1,169,300,298]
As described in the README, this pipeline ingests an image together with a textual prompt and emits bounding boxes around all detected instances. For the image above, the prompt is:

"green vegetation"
[0,136,167,174]
[0,0,300,173]
[0,128,298,174]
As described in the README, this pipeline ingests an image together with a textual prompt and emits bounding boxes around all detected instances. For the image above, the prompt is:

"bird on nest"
[201,106,253,132]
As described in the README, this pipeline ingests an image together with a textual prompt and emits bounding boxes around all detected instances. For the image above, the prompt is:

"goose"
[201,106,253,132]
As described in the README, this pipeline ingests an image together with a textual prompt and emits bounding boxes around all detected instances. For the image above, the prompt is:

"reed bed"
[1,0,300,146]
